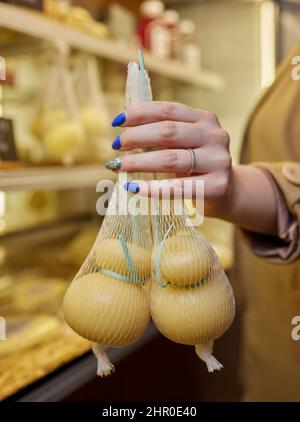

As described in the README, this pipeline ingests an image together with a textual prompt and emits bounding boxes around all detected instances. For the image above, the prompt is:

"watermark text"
[0,316,6,340]
[291,316,300,341]
[0,56,6,81]
[96,173,205,226]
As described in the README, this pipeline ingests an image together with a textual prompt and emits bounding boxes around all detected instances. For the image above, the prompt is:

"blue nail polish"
[112,112,126,127]
[112,135,121,150]
[123,182,140,193]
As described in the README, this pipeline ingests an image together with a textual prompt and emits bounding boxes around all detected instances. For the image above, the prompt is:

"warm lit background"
[0,0,299,402]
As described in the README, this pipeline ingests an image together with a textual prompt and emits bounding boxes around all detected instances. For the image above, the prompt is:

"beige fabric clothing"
[234,42,300,401]
[243,164,300,261]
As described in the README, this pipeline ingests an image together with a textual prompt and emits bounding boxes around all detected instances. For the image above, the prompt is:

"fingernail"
[112,112,126,127]
[105,158,122,171]
[112,135,121,150]
[123,182,140,193]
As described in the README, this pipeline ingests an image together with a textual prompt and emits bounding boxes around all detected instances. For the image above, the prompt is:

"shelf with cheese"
[0,3,224,91]
[0,219,95,400]
[0,217,157,400]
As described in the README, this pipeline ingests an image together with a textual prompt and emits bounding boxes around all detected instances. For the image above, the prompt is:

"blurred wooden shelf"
[0,323,158,401]
[0,164,114,191]
[0,3,224,91]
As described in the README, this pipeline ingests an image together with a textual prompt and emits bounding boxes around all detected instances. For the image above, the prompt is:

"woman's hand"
[108,101,278,235]
[108,101,232,205]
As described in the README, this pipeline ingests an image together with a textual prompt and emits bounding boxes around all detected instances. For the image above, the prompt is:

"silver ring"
[187,148,196,175]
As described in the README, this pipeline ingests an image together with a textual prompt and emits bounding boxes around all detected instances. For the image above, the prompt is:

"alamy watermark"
[0,56,6,81]
[291,316,300,341]
[96,173,205,227]
[291,56,300,81]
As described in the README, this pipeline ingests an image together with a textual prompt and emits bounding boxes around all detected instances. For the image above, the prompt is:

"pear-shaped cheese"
[150,269,235,346]
[63,273,150,347]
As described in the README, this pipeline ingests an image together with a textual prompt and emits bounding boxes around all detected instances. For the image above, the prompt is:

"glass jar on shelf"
[147,9,180,60]
[137,0,165,49]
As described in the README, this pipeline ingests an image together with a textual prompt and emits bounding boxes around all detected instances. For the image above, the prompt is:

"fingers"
[115,146,228,175]
[123,178,199,199]
[120,149,194,174]
[119,121,206,151]
[113,101,206,127]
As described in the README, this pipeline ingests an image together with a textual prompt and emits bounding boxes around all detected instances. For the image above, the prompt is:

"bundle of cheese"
[63,60,154,377]
[63,197,152,376]
[150,200,235,372]
[71,53,112,163]
[30,48,85,165]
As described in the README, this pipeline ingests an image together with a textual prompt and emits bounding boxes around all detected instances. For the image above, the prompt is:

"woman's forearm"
[209,164,278,236]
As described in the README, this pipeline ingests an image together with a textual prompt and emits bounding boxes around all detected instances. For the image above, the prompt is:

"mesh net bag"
[132,52,236,372]
[63,51,236,376]
[63,60,153,377]
[71,52,112,163]
[30,47,85,165]
[150,200,236,372]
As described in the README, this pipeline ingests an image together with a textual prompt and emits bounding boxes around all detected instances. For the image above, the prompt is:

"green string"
[101,268,146,285]
[156,223,209,289]
[138,48,145,71]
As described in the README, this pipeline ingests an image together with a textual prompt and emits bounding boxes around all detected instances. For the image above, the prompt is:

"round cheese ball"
[95,238,151,281]
[79,107,106,139]
[31,109,68,139]
[63,273,150,347]
[150,269,235,346]
[43,120,85,162]
[152,233,213,287]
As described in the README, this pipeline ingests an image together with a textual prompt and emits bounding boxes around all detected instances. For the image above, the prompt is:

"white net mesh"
[63,55,236,376]
[63,61,153,377]
[150,197,236,372]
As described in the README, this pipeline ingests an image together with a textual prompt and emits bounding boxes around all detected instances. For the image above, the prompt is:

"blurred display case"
[0,218,95,400]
